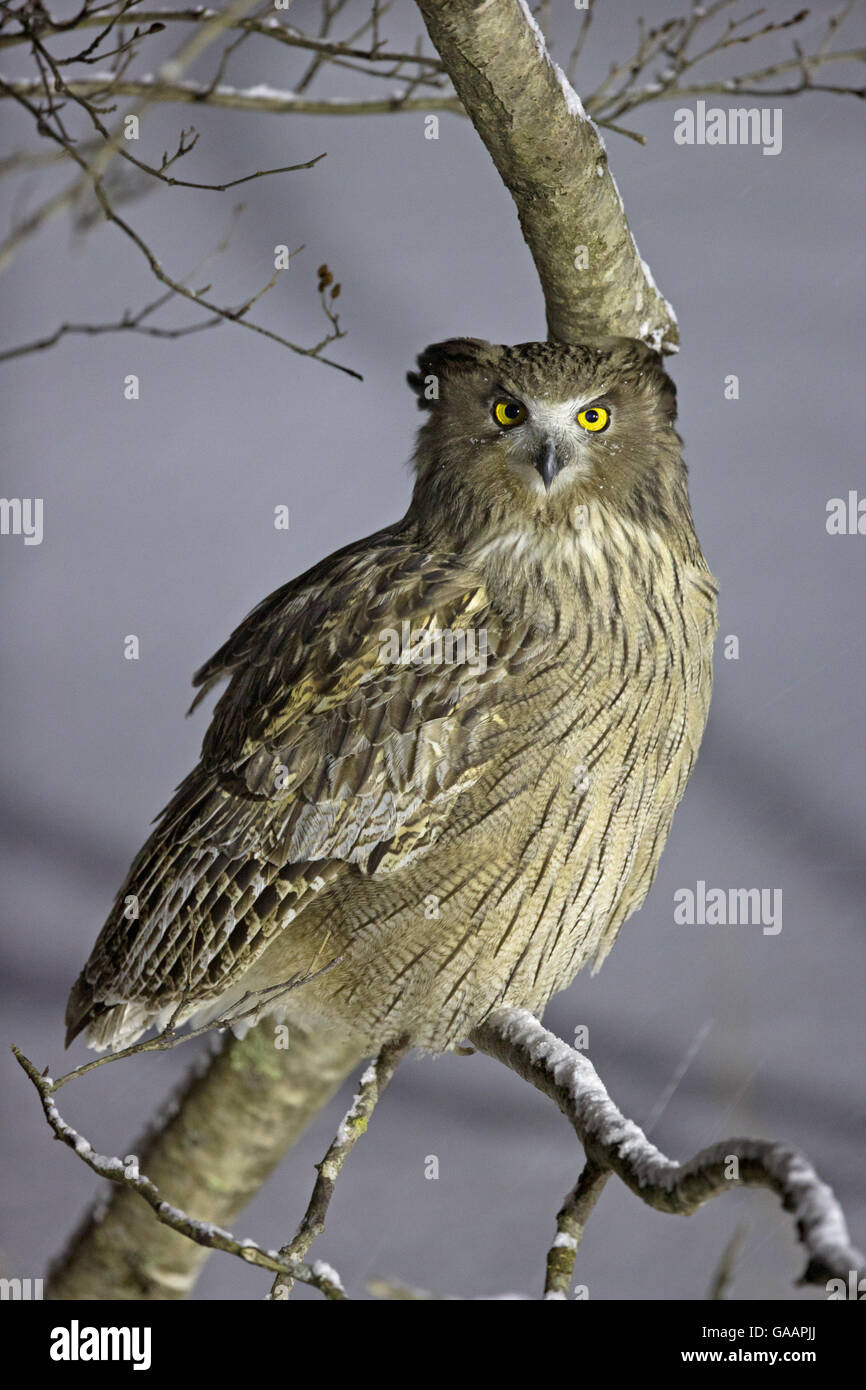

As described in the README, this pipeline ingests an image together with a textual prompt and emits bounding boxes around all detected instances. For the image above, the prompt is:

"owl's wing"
[185,532,514,869]
[67,529,539,1043]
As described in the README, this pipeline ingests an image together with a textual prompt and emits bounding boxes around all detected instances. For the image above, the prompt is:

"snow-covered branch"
[471,1008,866,1291]
[13,1043,349,1299]
[39,1022,364,1300]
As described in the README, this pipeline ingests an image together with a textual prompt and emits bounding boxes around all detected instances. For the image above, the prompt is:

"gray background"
[1,0,863,1300]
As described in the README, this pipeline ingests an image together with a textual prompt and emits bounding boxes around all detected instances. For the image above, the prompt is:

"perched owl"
[66,337,718,1054]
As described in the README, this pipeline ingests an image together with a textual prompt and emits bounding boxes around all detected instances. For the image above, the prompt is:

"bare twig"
[46,1021,364,1300]
[12,1046,348,1298]
[0,71,462,113]
[295,0,382,94]
[144,149,327,192]
[708,1223,749,1300]
[0,78,359,375]
[12,13,328,196]
[544,1159,610,1299]
[0,5,444,65]
[0,0,333,293]
[269,1035,410,1299]
[583,1,866,121]
[0,304,220,361]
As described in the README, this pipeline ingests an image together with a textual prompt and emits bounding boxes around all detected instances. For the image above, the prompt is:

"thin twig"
[269,1035,410,1299]
[11,1046,347,1298]
[0,78,359,376]
[544,1159,610,1299]
[708,1223,748,1300]
[0,4,445,64]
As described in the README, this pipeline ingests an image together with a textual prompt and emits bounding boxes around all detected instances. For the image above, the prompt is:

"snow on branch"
[12,1044,348,1299]
[19,1002,863,1298]
[471,1008,865,1291]
[0,73,461,116]
[41,1021,365,1301]
[13,1026,407,1301]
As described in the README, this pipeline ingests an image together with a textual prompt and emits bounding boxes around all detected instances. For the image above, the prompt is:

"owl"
[66,337,718,1055]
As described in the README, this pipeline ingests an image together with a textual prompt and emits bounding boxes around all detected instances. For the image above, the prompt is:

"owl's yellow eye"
[493,399,527,428]
[576,405,610,433]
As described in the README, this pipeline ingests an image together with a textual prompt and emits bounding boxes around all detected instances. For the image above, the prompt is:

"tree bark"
[414,0,678,352]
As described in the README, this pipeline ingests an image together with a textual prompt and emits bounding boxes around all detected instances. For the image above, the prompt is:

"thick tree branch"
[414,0,678,351]
[470,1008,865,1290]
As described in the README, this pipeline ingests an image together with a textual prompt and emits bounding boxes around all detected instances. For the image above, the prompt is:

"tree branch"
[414,0,678,351]
[0,71,461,114]
[0,4,444,64]
[269,1035,410,1299]
[470,1008,865,1291]
[42,1022,364,1300]
[13,1043,349,1298]
[0,76,359,375]
[544,1159,609,1299]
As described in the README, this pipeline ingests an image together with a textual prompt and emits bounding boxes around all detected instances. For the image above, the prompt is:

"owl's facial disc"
[491,392,610,495]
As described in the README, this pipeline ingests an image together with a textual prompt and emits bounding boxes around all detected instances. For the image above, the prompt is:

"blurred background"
[1,0,863,1299]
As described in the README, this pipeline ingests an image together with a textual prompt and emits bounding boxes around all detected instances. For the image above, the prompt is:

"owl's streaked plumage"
[66,337,718,1053]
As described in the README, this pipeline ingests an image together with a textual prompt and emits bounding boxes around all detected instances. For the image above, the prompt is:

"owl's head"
[407,337,690,550]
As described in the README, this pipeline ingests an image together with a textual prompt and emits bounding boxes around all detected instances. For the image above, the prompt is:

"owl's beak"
[535,437,567,491]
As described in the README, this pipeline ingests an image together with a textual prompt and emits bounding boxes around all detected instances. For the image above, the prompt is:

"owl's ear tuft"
[407,337,493,411]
